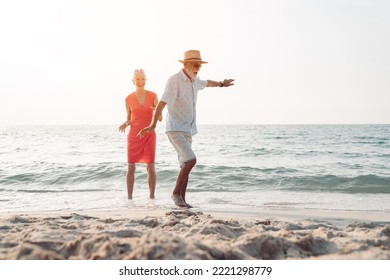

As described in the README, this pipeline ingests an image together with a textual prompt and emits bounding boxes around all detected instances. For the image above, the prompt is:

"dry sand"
[0,208,389,260]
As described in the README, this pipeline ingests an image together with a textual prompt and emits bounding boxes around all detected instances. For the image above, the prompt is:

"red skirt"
[127,129,156,164]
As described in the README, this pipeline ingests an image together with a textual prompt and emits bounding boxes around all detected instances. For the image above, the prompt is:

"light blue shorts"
[166,131,196,167]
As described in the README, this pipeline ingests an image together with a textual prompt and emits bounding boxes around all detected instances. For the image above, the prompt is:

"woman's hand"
[119,122,128,132]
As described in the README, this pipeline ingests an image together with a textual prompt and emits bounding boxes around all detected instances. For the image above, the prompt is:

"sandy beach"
[1,207,389,260]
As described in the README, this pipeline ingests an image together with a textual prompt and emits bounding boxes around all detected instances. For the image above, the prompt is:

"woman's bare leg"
[146,163,156,199]
[126,163,136,199]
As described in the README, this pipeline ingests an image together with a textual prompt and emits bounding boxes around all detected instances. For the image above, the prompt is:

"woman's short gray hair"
[132,68,146,80]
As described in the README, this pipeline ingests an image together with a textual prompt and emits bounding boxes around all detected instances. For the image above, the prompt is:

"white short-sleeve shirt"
[161,70,207,135]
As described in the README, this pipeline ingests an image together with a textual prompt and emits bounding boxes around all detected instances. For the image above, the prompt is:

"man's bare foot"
[171,194,188,207]
[183,201,193,208]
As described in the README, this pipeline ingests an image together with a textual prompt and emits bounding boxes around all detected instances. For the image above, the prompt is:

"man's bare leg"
[172,159,196,207]
[180,177,193,208]
[126,163,136,200]
[146,163,156,199]
[180,178,189,202]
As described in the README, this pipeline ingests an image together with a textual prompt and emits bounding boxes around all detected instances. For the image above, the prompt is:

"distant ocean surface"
[1,125,389,213]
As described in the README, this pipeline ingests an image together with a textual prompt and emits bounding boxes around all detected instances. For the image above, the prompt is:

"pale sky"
[0,0,389,125]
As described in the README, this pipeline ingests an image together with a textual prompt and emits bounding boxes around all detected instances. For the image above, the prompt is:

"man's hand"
[137,125,155,138]
[222,79,235,87]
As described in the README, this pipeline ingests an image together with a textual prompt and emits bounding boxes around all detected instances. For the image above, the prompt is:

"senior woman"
[119,69,162,202]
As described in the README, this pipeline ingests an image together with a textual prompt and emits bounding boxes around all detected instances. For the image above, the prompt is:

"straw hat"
[179,50,208,64]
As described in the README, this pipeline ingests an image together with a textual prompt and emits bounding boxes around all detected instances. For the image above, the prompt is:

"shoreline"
[2,206,389,223]
[1,207,389,260]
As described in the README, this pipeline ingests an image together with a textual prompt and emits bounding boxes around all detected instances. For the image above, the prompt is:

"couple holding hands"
[119,50,234,208]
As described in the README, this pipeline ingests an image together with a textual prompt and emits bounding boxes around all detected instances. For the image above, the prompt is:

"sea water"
[0,125,389,213]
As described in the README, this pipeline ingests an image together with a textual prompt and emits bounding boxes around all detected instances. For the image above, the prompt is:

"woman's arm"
[119,100,131,132]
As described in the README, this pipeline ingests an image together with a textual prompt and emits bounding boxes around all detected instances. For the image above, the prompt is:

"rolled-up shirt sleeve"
[196,78,207,91]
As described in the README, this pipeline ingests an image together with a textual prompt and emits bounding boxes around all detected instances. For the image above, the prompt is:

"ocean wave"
[181,166,390,194]
[0,162,125,186]
[2,163,388,194]
[281,174,390,194]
